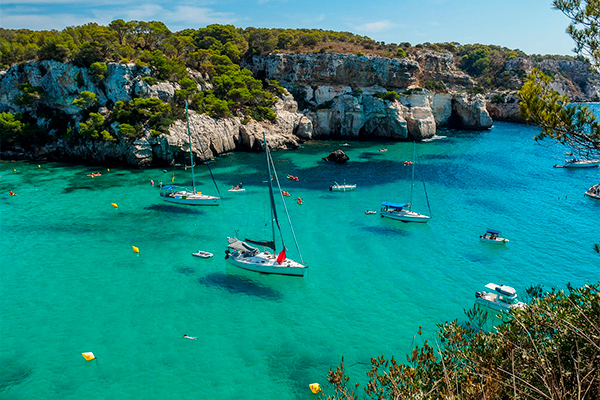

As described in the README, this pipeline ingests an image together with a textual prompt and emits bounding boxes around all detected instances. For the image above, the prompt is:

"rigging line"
[416,145,432,217]
[187,109,222,197]
[268,147,305,265]
[185,101,196,192]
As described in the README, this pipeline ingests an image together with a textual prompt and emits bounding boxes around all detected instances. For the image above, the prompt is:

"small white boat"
[228,187,246,193]
[585,183,600,200]
[161,187,220,205]
[192,250,213,258]
[330,182,356,192]
[475,283,526,312]
[479,229,509,244]
[364,210,377,215]
[557,154,600,168]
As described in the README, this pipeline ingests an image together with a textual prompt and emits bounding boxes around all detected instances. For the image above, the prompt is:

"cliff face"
[244,53,492,141]
[0,60,313,167]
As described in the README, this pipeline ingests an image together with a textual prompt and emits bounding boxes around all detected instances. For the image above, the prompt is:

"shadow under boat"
[198,272,283,300]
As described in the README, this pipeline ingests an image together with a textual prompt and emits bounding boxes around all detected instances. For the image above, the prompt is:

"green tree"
[518,1,600,154]
[0,112,23,145]
[554,0,600,70]
[89,62,108,80]
[72,90,98,109]
[520,68,600,156]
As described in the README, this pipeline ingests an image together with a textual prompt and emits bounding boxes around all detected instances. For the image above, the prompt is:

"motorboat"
[364,210,377,215]
[225,134,307,277]
[475,283,526,312]
[563,158,600,168]
[330,182,356,192]
[479,229,509,244]
[380,202,430,223]
[556,153,600,168]
[585,183,600,200]
[192,250,213,258]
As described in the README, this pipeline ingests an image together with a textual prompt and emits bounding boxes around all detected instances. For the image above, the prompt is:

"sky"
[1,0,577,56]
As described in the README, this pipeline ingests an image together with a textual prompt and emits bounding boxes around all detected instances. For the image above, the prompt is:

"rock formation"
[323,150,349,163]
[244,53,493,140]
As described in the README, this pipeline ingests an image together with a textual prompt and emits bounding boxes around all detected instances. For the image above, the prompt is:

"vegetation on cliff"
[325,283,600,400]
[519,0,600,157]
[0,19,594,153]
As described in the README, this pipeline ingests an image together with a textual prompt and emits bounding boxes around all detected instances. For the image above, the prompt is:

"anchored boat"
[225,134,307,277]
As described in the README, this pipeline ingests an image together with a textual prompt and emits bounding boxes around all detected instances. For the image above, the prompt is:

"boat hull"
[162,192,220,206]
[380,210,430,223]
[475,298,524,313]
[226,252,307,277]
[480,238,509,244]
[563,160,600,168]
[330,185,356,192]
[585,192,600,200]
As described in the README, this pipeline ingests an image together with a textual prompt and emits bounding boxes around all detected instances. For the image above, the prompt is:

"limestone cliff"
[244,53,492,140]
[0,60,313,167]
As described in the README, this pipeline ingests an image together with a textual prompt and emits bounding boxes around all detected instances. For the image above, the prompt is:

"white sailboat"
[160,101,220,206]
[380,143,431,223]
[225,134,307,277]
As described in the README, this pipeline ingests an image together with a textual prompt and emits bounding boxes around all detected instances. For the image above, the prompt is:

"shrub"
[118,123,136,137]
[89,62,108,80]
[143,76,157,85]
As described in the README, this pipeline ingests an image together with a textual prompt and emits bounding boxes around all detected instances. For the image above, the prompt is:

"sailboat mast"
[185,100,196,192]
[264,134,279,252]
[409,142,415,211]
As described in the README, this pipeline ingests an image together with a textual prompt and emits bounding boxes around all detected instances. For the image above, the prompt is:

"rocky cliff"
[1,55,495,166]
[244,53,492,141]
[0,60,313,166]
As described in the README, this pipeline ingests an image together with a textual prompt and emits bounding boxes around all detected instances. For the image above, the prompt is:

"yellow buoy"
[38,165,41,168]
[82,352,96,361]
[107,168,110,172]
[132,246,140,253]
[309,383,322,394]
[111,203,118,208]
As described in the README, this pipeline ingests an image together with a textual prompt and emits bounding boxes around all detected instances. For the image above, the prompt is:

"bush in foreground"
[325,282,600,400]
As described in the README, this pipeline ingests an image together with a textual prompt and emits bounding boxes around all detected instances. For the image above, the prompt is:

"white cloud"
[1,4,237,31]
[355,20,392,33]
[0,12,91,30]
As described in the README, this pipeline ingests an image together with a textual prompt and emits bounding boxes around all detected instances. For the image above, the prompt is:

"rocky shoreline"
[0,52,594,167]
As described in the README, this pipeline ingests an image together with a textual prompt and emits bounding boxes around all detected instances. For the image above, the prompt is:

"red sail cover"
[276,249,286,264]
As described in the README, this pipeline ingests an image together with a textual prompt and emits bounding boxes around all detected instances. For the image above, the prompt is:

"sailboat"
[160,101,220,206]
[380,142,431,223]
[225,134,307,277]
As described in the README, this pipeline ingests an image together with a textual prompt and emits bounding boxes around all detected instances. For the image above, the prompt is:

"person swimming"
[183,334,197,340]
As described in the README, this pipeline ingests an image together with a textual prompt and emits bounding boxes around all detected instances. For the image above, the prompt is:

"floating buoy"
[107,168,110,172]
[309,383,322,393]
[111,203,118,208]
[82,352,96,361]
[150,180,154,186]
[9,190,16,196]
[132,246,140,253]
[38,165,41,168]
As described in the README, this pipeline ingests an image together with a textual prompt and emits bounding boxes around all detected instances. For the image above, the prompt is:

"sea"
[1,120,599,399]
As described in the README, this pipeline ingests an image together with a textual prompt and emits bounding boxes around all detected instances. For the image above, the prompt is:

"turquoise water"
[1,121,599,399]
